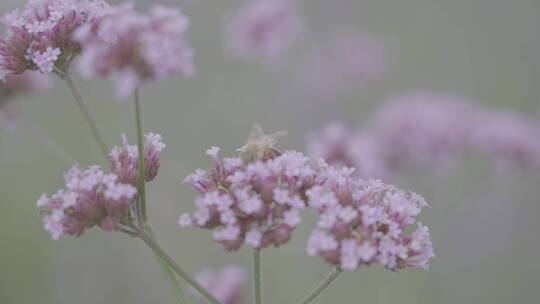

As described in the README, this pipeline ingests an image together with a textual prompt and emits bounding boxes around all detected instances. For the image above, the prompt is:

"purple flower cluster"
[193,265,246,304]
[180,147,315,251]
[180,127,434,270]
[110,132,166,185]
[37,165,137,239]
[225,0,300,63]
[37,132,165,239]
[0,0,110,77]
[309,91,540,176]
[306,164,434,271]
[75,2,193,98]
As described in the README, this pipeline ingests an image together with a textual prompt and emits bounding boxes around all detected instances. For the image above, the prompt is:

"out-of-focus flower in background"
[308,91,540,177]
[192,265,246,304]
[225,0,301,64]
[75,2,193,98]
[470,108,540,170]
[301,32,392,100]
[0,71,51,125]
[371,91,476,171]
[306,121,387,179]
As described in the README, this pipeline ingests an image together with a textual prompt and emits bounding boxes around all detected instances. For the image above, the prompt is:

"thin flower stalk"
[296,267,342,304]
[133,89,147,222]
[253,249,263,304]
[138,229,222,304]
[62,71,109,158]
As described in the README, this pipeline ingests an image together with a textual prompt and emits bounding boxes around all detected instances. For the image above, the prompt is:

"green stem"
[62,72,109,159]
[253,249,263,304]
[156,255,191,304]
[296,267,343,304]
[139,231,221,304]
[133,89,147,222]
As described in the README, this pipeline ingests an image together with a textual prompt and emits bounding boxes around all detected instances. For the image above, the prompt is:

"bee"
[238,124,286,163]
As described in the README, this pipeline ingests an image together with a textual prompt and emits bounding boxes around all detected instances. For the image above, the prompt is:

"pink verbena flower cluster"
[0,0,110,78]
[180,147,315,251]
[75,2,193,98]
[110,132,166,185]
[37,165,137,239]
[37,132,165,239]
[225,0,300,63]
[193,265,246,304]
[180,127,434,270]
[307,164,434,271]
[308,91,540,175]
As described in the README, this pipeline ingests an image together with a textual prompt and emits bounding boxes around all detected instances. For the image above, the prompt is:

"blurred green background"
[1,0,539,303]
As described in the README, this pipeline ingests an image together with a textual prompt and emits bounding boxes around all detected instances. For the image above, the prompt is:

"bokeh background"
[1,0,540,303]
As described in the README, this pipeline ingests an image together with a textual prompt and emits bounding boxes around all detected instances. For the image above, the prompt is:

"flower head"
[37,164,137,239]
[192,266,246,304]
[225,0,301,63]
[307,163,434,271]
[0,0,111,77]
[181,128,316,251]
[110,132,166,185]
[75,3,193,98]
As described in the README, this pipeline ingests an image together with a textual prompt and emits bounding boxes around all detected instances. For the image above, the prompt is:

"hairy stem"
[138,230,221,304]
[133,89,147,222]
[296,267,343,304]
[253,249,263,304]
[62,72,109,158]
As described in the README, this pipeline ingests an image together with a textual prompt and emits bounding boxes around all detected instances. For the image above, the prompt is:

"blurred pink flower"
[470,109,540,170]
[372,91,476,170]
[307,121,387,179]
[192,265,246,304]
[302,32,391,99]
[1,71,51,100]
[75,2,193,98]
[0,71,51,124]
[225,0,301,63]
